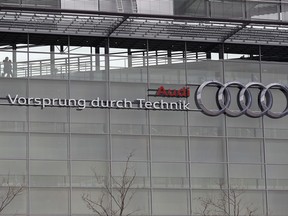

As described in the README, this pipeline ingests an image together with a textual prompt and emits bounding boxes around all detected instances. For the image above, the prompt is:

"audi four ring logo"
[195,81,288,119]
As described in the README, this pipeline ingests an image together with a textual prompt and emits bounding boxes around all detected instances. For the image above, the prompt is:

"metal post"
[167,49,172,64]
[206,51,211,59]
[219,44,224,60]
[50,45,55,76]
[95,47,100,71]
[12,44,17,77]
[128,48,132,68]
[105,40,109,81]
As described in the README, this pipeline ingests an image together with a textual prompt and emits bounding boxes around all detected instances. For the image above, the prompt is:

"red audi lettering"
[167,89,177,97]
[156,86,168,96]
[178,87,190,97]
[156,86,190,97]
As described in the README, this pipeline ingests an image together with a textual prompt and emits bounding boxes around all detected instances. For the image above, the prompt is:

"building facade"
[0,1,288,216]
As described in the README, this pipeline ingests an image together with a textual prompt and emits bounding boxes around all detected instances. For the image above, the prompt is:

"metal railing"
[3,175,287,190]
[1,121,284,138]
[0,53,209,80]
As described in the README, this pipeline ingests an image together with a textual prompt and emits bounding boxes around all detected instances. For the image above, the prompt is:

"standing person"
[3,57,12,77]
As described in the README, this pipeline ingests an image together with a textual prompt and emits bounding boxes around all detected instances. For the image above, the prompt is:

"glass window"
[111,109,148,125]
[262,62,288,84]
[111,110,148,135]
[0,106,27,123]
[29,106,68,123]
[223,44,260,61]
[70,80,107,99]
[110,53,148,83]
[282,1,288,21]
[73,188,149,216]
[187,61,223,84]
[0,160,26,185]
[226,116,262,138]
[29,78,67,98]
[151,136,187,162]
[69,48,105,81]
[30,160,68,187]
[229,191,266,216]
[211,0,244,19]
[148,55,186,84]
[71,189,107,214]
[268,191,288,216]
[112,161,150,188]
[0,78,27,96]
[29,34,68,79]
[0,133,26,159]
[70,109,108,134]
[153,190,189,215]
[111,135,148,161]
[29,46,68,80]
[152,163,188,188]
[192,189,266,216]
[112,162,148,177]
[136,0,173,15]
[264,117,288,139]
[0,43,27,78]
[150,111,187,136]
[29,107,68,133]
[16,44,29,78]
[0,1,20,6]
[110,83,147,100]
[0,79,27,132]
[99,0,117,12]
[266,139,288,164]
[30,133,67,160]
[192,189,224,215]
[224,61,260,83]
[29,80,68,133]
[191,163,227,189]
[30,189,68,214]
[247,2,279,20]
[189,112,224,137]
[71,134,108,160]
[229,164,265,189]
[71,161,108,187]
[20,0,61,8]
[0,160,26,175]
[152,162,187,175]
[190,137,226,162]
[0,189,26,214]
[174,0,207,17]
[228,138,263,163]
[267,165,288,190]
[62,0,99,10]
[119,190,150,215]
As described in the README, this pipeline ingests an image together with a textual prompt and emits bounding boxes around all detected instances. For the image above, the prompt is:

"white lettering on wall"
[6,95,190,111]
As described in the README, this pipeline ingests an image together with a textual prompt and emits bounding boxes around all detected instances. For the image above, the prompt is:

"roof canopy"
[0,6,287,46]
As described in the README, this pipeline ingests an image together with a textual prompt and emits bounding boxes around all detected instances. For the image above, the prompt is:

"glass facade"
[0,1,288,216]
[0,35,287,216]
[2,0,288,21]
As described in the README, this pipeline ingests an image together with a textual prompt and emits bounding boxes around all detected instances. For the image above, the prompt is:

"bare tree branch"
[195,183,258,216]
[82,152,138,216]
[0,174,24,214]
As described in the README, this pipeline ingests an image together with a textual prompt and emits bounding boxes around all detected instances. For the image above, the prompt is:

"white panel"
[30,189,69,214]
[153,190,189,215]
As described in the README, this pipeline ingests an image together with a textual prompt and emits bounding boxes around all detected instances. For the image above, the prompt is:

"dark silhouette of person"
[3,57,12,77]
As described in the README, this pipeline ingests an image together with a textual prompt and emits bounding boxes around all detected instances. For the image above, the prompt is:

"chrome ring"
[196,81,288,118]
